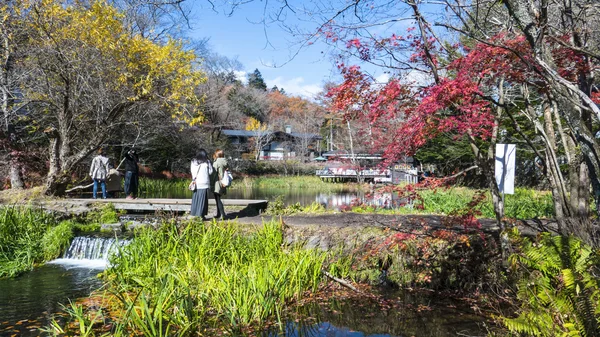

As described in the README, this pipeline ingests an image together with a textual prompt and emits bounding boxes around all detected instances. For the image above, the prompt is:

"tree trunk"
[540,98,571,222]
[487,79,505,224]
[9,161,23,189]
[485,80,507,264]
[503,0,600,242]
[44,128,70,196]
[45,170,70,196]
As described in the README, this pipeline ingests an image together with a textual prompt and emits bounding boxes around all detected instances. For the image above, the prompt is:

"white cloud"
[374,73,390,84]
[402,70,432,87]
[234,70,247,84]
[265,76,322,99]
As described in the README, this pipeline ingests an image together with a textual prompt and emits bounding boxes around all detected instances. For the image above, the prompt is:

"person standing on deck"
[190,149,213,220]
[123,149,139,199]
[89,148,110,199]
[212,149,228,220]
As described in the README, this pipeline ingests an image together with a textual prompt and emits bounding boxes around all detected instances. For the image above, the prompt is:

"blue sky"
[188,1,340,99]
[185,1,447,99]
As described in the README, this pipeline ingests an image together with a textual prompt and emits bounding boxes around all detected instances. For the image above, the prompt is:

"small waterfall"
[48,236,129,269]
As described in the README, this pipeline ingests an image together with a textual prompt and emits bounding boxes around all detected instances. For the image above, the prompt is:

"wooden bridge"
[43,198,269,214]
[316,168,418,184]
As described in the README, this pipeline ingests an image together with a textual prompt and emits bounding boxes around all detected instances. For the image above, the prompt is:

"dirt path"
[232,212,498,231]
[229,211,556,238]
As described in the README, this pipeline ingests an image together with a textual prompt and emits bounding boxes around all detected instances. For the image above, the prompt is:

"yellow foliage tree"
[244,117,273,160]
[19,0,206,194]
[245,117,265,131]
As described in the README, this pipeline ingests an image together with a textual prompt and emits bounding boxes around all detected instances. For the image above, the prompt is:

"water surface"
[142,187,405,210]
[0,264,102,336]
[264,295,492,337]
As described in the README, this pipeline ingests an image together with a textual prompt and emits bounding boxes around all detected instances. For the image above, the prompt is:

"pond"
[266,296,492,337]
[0,264,102,336]
[140,187,407,210]
[0,238,492,337]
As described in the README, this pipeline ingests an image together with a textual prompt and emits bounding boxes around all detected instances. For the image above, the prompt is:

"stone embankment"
[31,198,548,252]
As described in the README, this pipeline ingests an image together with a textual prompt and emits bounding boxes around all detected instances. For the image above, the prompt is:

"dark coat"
[124,153,139,173]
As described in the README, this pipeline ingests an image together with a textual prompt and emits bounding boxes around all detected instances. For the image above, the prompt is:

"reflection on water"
[264,295,492,337]
[0,264,102,337]
[0,267,492,337]
[144,187,407,210]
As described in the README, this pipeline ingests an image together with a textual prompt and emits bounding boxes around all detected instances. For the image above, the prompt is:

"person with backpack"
[190,149,213,220]
[212,149,229,220]
[123,148,139,199]
[89,148,111,199]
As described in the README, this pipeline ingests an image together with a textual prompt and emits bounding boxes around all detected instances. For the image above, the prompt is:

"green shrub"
[86,203,121,225]
[266,196,327,215]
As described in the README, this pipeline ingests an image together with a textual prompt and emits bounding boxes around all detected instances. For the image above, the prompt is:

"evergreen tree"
[248,68,267,91]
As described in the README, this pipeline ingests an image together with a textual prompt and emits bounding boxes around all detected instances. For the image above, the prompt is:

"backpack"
[220,169,233,187]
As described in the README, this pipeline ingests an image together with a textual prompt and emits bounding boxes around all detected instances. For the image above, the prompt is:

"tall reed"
[138,177,191,196]
[138,175,355,197]
[235,175,355,191]
[0,206,71,278]
[95,220,326,335]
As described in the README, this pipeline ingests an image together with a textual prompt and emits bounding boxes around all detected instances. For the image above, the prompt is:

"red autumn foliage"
[326,30,594,170]
[325,28,594,228]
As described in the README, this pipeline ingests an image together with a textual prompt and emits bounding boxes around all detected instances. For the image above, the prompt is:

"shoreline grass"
[395,187,554,219]
[0,206,73,278]
[138,175,359,197]
[265,186,555,219]
[57,220,328,336]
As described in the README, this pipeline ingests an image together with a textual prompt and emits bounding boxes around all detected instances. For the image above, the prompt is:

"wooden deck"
[66,198,269,213]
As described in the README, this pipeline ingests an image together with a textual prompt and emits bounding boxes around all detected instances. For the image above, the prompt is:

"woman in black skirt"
[190,149,213,220]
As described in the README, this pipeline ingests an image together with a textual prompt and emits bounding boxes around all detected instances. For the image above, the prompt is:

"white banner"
[495,144,516,195]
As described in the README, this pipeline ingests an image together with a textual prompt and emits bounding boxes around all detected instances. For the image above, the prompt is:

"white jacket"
[191,160,213,189]
[89,155,110,180]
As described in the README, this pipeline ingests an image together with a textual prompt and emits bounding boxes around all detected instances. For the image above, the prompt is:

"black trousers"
[214,192,226,218]
[124,171,139,197]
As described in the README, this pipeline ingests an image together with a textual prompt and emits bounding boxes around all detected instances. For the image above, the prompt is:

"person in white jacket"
[89,148,111,199]
[190,149,213,219]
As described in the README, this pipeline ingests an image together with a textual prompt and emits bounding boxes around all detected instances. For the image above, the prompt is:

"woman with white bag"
[212,149,229,220]
[190,149,213,220]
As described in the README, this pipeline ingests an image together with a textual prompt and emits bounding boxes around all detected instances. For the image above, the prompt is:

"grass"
[0,206,72,278]
[0,186,47,204]
[234,175,357,191]
[136,177,554,219]
[417,187,554,218]
[51,219,328,336]
[138,175,357,197]
[350,187,555,219]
